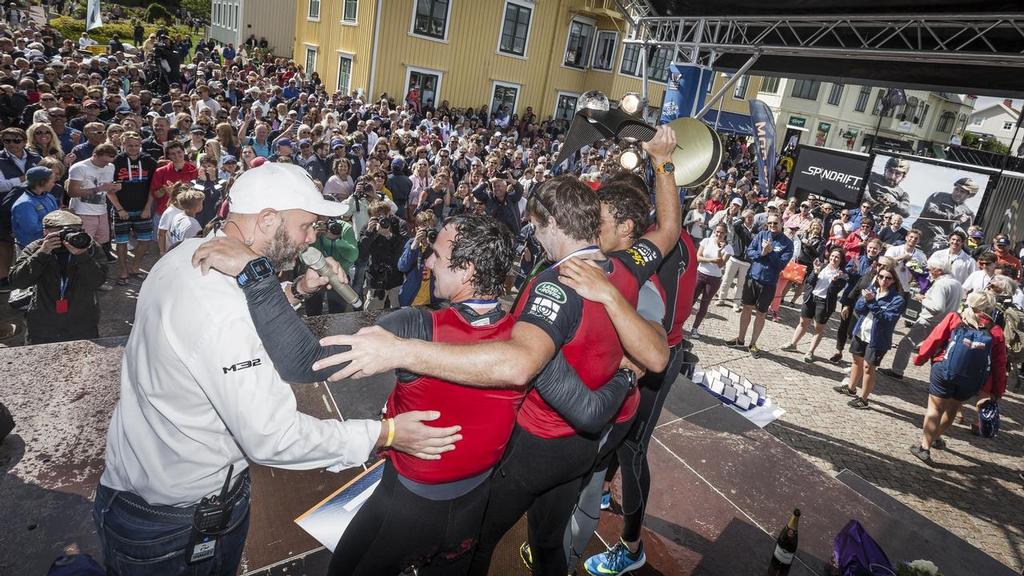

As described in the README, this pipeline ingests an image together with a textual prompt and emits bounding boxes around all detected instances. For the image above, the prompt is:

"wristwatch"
[654,161,675,175]
[236,256,274,287]
[617,368,639,390]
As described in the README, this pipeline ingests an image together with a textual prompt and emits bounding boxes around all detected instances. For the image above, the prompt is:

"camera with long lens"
[326,218,344,236]
[426,228,438,244]
[58,226,92,251]
[377,216,397,231]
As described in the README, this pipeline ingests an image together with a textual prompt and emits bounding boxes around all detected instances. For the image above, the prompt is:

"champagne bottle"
[768,508,800,574]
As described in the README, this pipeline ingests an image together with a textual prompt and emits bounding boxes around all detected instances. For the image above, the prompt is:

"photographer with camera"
[359,199,406,310]
[341,175,398,234]
[305,214,358,316]
[398,210,439,307]
[9,210,107,344]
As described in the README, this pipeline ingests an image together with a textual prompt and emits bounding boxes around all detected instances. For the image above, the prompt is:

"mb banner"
[659,63,712,124]
[749,99,776,194]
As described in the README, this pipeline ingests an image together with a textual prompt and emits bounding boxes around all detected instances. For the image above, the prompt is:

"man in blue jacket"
[10,166,58,248]
[727,214,793,357]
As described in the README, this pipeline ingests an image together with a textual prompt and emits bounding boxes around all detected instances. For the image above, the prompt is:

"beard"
[264,226,306,272]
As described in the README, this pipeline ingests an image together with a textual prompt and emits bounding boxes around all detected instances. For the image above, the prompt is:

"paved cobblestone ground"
[4,256,1022,571]
[688,292,1024,572]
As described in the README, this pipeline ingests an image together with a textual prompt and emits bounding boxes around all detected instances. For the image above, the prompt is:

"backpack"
[999,305,1024,362]
[939,320,994,388]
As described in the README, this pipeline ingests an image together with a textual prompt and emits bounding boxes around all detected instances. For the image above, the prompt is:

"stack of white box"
[691,366,768,411]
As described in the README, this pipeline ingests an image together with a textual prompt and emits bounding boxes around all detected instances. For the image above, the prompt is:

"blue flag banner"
[749,99,777,194]
[659,63,712,124]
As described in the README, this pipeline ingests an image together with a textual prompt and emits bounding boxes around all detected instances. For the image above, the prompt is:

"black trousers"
[467,425,599,576]
[835,306,857,352]
[328,462,489,576]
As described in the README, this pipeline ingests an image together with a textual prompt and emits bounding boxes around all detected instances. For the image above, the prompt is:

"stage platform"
[0,311,1015,576]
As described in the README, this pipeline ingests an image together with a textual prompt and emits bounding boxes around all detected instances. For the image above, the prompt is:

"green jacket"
[312,224,359,273]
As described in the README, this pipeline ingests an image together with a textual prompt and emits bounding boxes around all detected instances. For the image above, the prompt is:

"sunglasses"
[3,138,23,143]
[877,275,894,281]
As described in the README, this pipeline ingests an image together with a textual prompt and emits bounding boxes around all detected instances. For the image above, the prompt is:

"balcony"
[570,0,625,20]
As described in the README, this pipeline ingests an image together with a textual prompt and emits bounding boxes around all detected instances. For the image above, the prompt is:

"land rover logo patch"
[535,281,567,304]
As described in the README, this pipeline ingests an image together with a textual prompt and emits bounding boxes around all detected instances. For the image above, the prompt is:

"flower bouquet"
[895,560,943,576]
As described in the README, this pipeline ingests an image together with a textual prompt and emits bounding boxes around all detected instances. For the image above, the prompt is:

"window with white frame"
[936,111,956,132]
[413,0,450,40]
[1004,120,1015,131]
[620,43,641,76]
[233,5,239,29]
[760,76,780,94]
[647,46,671,83]
[304,46,317,80]
[308,0,320,20]
[854,85,871,112]
[791,79,821,100]
[972,116,984,126]
[343,0,358,22]
[213,2,220,25]
[491,83,519,116]
[732,75,749,99]
[827,83,844,106]
[498,1,531,57]
[592,30,617,71]
[555,93,578,122]
[564,20,595,69]
[337,54,353,93]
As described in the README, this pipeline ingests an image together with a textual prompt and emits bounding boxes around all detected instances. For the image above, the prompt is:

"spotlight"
[619,148,641,171]
[619,93,643,115]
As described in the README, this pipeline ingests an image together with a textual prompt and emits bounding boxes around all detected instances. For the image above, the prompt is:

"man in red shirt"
[148,141,198,231]
[992,234,1021,280]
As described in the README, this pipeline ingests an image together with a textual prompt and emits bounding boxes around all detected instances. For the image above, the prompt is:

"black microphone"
[300,246,363,310]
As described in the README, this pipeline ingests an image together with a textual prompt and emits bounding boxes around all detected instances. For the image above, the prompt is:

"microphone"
[300,246,363,310]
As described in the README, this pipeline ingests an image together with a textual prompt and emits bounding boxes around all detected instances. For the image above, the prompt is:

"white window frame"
[307,0,320,22]
[233,4,239,30]
[760,76,780,94]
[409,0,453,43]
[562,16,596,70]
[646,46,672,84]
[591,30,618,72]
[304,44,318,80]
[971,116,984,126]
[404,65,444,109]
[341,0,358,25]
[554,91,581,122]
[619,42,642,78]
[496,0,533,59]
[336,52,354,94]
[490,80,521,116]
[213,1,220,26]
[1004,120,1015,131]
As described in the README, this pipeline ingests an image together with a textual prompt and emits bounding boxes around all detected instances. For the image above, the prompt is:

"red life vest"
[652,230,697,347]
[514,257,640,438]
[385,306,522,484]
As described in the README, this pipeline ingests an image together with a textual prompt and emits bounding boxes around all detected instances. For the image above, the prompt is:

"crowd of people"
[0,8,1020,576]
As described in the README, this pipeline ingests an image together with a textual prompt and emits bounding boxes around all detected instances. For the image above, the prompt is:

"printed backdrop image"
[868,154,990,252]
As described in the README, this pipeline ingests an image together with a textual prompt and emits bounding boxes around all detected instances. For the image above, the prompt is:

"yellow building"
[293,0,765,124]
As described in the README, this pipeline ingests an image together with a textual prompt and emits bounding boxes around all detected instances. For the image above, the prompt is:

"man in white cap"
[94,163,460,576]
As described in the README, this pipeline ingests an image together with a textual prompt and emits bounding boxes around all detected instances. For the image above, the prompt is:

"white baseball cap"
[228,163,345,217]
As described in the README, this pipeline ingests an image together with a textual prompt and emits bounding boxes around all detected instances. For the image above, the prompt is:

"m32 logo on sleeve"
[528,298,561,324]
[627,243,657,267]
[223,358,263,374]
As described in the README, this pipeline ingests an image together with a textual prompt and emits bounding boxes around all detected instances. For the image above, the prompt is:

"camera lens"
[327,220,343,235]
[426,229,438,244]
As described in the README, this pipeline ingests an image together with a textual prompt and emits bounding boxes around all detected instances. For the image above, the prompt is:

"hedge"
[49,15,192,46]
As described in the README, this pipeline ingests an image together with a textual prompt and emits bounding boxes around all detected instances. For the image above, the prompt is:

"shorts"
[113,210,154,244]
[741,277,775,313]
[78,213,110,244]
[849,335,887,367]
[801,295,833,324]
[928,362,983,401]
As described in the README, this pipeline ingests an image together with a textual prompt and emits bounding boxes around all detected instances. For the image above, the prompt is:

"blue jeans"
[92,472,251,576]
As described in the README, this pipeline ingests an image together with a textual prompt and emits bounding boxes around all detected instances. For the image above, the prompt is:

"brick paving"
[688,293,1024,572]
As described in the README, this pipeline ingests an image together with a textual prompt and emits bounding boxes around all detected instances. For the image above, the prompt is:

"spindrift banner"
[749,99,776,194]
[787,145,870,208]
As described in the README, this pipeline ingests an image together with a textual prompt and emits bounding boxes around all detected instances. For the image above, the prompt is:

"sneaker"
[847,397,870,409]
[780,344,798,353]
[733,305,742,313]
[98,283,114,292]
[716,300,730,307]
[689,327,701,340]
[910,444,932,465]
[803,353,814,363]
[584,541,646,576]
[931,437,946,450]
[833,384,856,397]
[879,368,904,381]
[725,338,745,348]
[749,344,761,358]
[0,277,10,293]
[600,490,612,510]
[829,352,842,364]
[519,542,533,570]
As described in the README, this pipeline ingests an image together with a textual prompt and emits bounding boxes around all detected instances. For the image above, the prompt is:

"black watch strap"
[237,256,275,287]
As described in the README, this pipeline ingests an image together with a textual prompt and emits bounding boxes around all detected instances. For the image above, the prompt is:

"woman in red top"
[842,218,877,263]
[910,291,1006,464]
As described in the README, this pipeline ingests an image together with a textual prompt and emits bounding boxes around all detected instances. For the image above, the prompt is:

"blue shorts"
[113,211,154,244]
[928,362,983,401]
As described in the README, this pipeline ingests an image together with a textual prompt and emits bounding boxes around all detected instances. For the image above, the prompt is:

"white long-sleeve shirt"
[100,235,379,506]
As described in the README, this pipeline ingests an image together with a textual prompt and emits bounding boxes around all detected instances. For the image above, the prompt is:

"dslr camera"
[58,226,92,251]
[376,215,397,231]
[325,218,345,236]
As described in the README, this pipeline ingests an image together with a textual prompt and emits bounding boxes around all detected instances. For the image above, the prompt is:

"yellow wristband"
[384,418,395,448]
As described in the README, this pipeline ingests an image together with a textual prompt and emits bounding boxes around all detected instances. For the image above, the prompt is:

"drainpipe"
[368,0,383,99]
